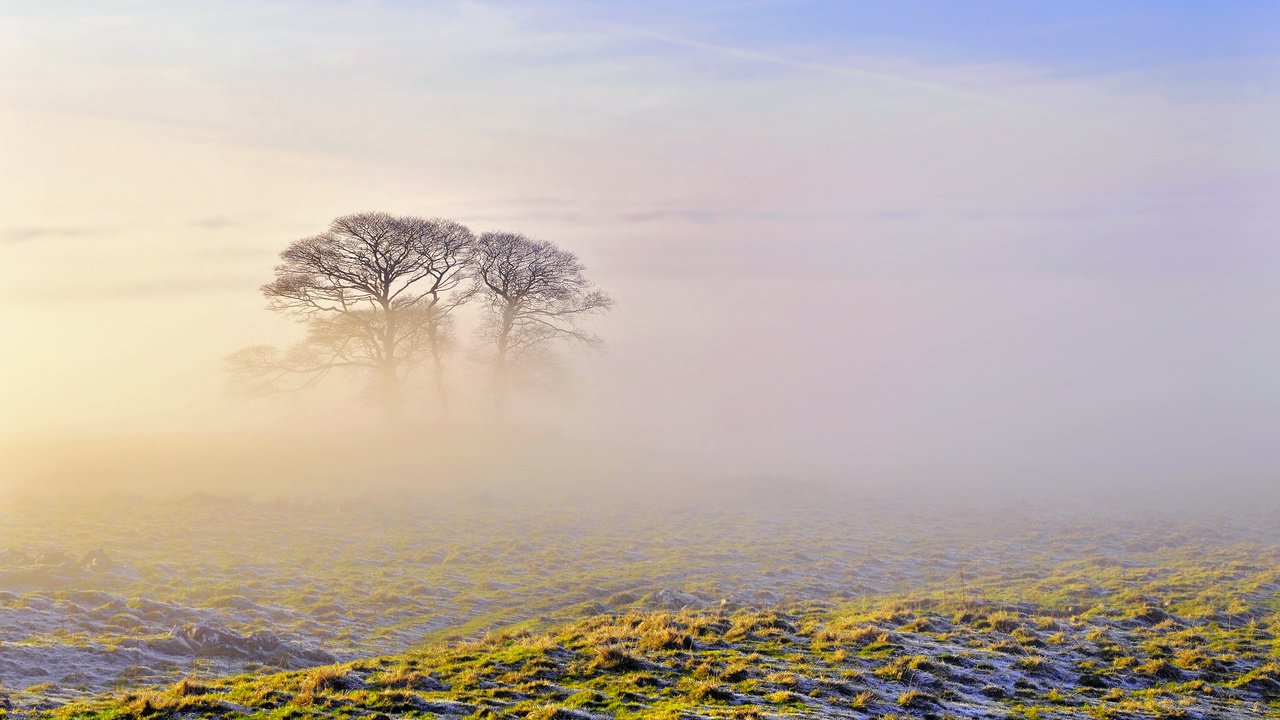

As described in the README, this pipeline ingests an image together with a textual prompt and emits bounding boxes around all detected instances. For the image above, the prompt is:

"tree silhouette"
[397,216,476,420]
[472,232,612,423]
[227,212,473,424]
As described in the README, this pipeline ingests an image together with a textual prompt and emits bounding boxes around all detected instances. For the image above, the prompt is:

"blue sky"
[556,1,1280,73]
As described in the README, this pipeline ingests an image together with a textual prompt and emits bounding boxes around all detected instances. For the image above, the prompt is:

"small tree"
[472,232,613,422]
[227,212,474,425]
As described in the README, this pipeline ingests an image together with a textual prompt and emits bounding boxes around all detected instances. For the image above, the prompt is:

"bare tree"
[472,232,613,422]
[399,217,476,420]
[227,212,474,425]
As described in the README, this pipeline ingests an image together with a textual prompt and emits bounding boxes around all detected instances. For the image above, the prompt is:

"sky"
[2,1,1278,490]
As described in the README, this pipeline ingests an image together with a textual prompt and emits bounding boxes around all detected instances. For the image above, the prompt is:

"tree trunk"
[427,323,449,423]
[494,309,512,426]
[379,298,401,428]
[381,363,403,428]
[432,354,449,423]
[493,350,508,427]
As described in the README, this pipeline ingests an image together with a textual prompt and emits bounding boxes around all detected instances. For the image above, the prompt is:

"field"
[1,484,1278,719]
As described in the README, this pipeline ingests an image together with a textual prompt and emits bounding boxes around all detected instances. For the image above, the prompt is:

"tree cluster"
[227,212,612,424]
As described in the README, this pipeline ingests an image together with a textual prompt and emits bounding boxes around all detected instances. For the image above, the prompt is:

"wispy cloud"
[189,215,243,230]
[634,30,1001,102]
[0,226,111,244]
[2,277,251,302]
[615,206,929,224]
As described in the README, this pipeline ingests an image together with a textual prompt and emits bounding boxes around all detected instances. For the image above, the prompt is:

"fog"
[7,7,1280,716]
[3,1,1278,505]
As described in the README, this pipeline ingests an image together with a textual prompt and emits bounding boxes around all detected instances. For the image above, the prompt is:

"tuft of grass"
[897,689,930,708]
[588,644,643,672]
[850,689,876,710]
[299,665,353,694]
[169,678,211,697]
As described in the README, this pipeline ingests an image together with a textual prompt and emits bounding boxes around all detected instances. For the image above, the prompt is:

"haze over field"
[6,4,1280,719]
[4,1,1280,498]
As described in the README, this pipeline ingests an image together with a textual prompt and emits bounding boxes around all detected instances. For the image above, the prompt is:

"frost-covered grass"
[2,487,1278,718]
[37,556,1280,719]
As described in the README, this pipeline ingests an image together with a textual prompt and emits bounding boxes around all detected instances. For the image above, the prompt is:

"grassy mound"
[38,555,1280,720]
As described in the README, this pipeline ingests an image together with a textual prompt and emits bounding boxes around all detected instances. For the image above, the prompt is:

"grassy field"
[1,484,1277,718]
